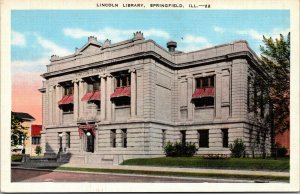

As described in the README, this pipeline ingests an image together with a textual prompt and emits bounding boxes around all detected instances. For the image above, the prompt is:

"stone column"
[215,70,222,119]
[99,74,106,121]
[48,86,53,125]
[129,68,137,118]
[187,75,194,121]
[83,82,88,116]
[78,79,84,118]
[54,84,60,125]
[73,79,79,122]
[106,74,113,121]
[56,84,63,125]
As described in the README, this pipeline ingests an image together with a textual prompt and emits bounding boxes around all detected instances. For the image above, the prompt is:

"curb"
[12,166,289,182]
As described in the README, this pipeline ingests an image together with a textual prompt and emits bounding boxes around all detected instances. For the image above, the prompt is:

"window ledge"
[115,105,130,109]
[194,106,214,110]
[63,112,74,115]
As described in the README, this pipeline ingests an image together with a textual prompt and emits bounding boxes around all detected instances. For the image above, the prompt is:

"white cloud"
[143,28,170,40]
[236,28,290,41]
[11,57,49,74]
[63,28,93,39]
[35,35,72,56]
[213,26,225,33]
[236,29,263,40]
[12,31,26,47]
[179,34,212,52]
[63,27,170,42]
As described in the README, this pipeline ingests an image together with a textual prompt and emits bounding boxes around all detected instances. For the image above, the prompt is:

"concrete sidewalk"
[60,163,289,177]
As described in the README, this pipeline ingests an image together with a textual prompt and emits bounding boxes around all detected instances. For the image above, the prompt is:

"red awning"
[78,125,96,138]
[58,95,73,105]
[110,86,131,99]
[89,90,101,101]
[192,87,215,99]
[31,125,42,137]
[81,91,94,101]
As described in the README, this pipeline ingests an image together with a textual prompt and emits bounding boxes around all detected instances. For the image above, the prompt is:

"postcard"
[1,0,299,192]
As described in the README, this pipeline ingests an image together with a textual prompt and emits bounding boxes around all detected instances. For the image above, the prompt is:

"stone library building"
[39,32,270,164]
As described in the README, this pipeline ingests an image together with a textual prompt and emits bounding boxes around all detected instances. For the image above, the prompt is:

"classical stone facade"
[39,32,271,164]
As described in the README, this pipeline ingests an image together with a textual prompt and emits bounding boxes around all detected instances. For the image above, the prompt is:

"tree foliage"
[260,33,290,134]
[11,114,27,146]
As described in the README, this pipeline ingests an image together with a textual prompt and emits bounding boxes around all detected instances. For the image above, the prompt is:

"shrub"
[230,138,246,158]
[277,146,288,157]
[11,155,23,162]
[164,142,198,157]
[35,146,42,156]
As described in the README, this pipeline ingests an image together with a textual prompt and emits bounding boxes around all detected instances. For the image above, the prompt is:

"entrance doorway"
[86,131,94,153]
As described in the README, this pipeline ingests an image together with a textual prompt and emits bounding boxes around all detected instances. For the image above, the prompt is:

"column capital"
[99,72,108,78]
[73,78,84,83]
[186,74,193,79]
[53,84,61,88]
[215,69,222,74]
[128,67,136,73]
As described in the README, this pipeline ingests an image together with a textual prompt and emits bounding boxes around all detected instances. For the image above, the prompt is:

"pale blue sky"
[11,10,290,74]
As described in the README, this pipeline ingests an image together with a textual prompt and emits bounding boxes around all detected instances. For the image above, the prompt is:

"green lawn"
[121,157,289,171]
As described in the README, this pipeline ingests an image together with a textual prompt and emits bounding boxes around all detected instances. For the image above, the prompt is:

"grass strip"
[39,166,289,181]
[121,157,290,172]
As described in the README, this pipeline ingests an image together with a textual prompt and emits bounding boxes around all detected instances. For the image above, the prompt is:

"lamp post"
[58,133,63,152]
[21,135,25,154]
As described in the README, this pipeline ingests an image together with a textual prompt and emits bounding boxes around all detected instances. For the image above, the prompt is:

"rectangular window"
[260,87,265,118]
[180,130,186,145]
[121,129,127,148]
[198,130,209,148]
[116,74,130,88]
[32,137,36,145]
[32,137,41,145]
[195,76,214,89]
[64,86,74,95]
[66,132,71,148]
[256,131,260,144]
[221,128,229,148]
[111,129,116,148]
[194,76,215,108]
[162,129,166,147]
[247,76,251,112]
[254,81,258,114]
[93,82,100,91]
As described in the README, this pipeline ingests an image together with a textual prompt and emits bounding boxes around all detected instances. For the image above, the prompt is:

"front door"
[86,132,94,153]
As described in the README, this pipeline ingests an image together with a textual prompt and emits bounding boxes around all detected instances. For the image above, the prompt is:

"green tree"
[260,33,290,134]
[11,114,27,147]
[260,33,290,155]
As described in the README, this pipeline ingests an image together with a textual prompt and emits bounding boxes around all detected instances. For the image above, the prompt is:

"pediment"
[78,43,101,55]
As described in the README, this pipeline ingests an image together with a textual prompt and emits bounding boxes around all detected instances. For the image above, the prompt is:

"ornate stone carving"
[133,31,144,41]
[50,55,59,62]
[102,39,111,49]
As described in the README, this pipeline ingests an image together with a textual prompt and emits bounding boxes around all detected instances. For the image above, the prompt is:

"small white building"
[39,32,271,164]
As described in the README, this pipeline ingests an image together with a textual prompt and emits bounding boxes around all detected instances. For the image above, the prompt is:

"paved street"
[11,168,250,183]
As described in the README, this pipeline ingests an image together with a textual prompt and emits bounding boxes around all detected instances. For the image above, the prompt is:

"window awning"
[78,124,96,138]
[90,90,101,101]
[192,87,214,99]
[81,91,94,101]
[81,90,101,101]
[58,95,74,105]
[110,86,131,99]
